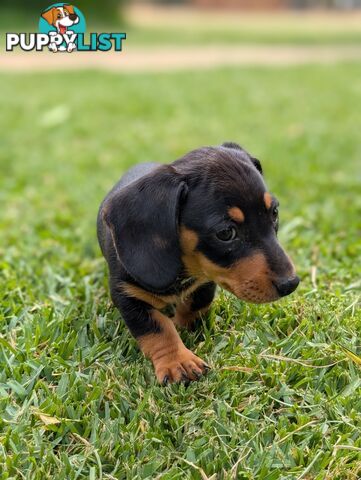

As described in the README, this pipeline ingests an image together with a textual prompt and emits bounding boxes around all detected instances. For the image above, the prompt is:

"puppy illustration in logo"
[41,4,79,52]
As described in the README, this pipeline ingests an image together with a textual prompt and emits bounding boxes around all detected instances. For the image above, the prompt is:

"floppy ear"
[64,5,75,15]
[103,166,188,293]
[222,142,263,175]
[41,8,56,25]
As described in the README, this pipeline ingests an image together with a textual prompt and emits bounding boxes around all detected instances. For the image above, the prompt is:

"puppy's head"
[177,143,299,303]
[103,143,299,301]
[41,5,79,33]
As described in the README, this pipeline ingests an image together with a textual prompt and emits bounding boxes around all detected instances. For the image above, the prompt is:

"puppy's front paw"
[153,348,210,385]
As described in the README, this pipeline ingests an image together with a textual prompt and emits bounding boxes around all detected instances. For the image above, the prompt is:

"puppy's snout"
[69,14,78,21]
[273,276,300,297]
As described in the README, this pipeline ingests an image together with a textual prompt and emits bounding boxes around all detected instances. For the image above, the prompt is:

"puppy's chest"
[121,277,205,309]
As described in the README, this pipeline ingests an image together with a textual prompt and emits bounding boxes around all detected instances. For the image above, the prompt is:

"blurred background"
[2,0,361,41]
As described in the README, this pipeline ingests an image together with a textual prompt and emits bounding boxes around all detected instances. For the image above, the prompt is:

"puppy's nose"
[274,276,300,297]
[69,14,78,21]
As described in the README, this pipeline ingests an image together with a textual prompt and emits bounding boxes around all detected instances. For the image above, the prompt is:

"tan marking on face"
[180,226,205,279]
[180,226,199,252]
[226,254,278,303]
[264,192,273,210]
[228,207,245,223]
[138,310,207,383]
[213,253,279,303]
[180,226,278,303]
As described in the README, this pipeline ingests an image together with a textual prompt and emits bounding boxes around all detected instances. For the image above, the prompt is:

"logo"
[39,3,86,53]
[5,3,126,53]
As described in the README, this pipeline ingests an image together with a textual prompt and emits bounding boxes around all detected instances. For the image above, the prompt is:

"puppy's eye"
[57,14,62,18]
[272,206,278,221]
[272,206,279,232]
[216,227,237,242]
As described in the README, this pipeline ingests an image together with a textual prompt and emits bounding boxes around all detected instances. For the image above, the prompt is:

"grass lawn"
[0,63,360,479]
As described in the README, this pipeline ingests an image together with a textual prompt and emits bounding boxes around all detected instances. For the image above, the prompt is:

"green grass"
[0,63,361,479]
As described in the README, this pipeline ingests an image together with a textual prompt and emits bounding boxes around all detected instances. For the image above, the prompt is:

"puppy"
[41,4,79,52]
[97,143,299,384]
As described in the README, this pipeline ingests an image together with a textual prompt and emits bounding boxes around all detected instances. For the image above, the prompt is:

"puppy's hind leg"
[174,282,216,331]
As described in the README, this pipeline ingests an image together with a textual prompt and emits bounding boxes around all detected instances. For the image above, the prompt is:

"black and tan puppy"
[97,143,299,384]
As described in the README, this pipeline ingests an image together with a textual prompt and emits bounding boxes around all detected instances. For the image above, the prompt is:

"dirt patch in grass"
[1,45,361,72]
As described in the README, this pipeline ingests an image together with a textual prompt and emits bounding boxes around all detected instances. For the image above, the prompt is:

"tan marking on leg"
[138,310,208,383]
[174,297,211,330]
[264,192,273,210]
[228,207,245,223]
[173,298,197,329]
[173,296,198,330]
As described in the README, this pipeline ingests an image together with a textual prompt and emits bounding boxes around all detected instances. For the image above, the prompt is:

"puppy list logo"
[6,3,126,53]
[39,3,86,53]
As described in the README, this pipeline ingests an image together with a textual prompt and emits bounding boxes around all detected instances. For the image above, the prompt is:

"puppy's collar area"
[150,275,196,296]
[144,275,197,296]
[178,276,196,288]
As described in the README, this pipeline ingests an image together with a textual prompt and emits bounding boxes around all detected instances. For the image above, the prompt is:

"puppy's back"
[114,162,160,192]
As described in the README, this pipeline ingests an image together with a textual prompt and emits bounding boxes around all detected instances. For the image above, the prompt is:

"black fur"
[190,282,217,312]
[222,141,263,175]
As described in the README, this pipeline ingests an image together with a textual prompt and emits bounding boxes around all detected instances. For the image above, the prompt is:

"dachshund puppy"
[97,143,299,384]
